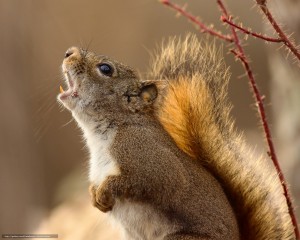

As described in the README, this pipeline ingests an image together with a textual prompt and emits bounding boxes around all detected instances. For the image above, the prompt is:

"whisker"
[60,118,74,128]
[33,101,57,142]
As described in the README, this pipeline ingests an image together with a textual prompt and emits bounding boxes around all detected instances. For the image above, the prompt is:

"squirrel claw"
[89,183,115,213]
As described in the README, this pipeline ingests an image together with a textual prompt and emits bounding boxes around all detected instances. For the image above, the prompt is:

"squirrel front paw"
[89,180,115,213]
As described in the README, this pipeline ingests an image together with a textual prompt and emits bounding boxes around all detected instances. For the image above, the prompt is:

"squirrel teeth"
[60,85,65,93]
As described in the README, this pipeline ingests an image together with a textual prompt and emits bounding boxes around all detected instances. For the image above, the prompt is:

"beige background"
[0,0,298,234]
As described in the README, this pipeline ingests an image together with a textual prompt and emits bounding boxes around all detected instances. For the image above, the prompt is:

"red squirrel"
[57,35,295,240]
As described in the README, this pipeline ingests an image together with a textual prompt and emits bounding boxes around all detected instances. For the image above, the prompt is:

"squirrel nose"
[64,50,73,58]
[64,47,80,59]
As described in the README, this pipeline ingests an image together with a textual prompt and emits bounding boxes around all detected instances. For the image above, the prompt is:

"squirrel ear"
[140,83,158,104]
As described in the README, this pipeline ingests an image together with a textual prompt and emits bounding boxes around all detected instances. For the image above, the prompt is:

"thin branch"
[221,16,284,43]
[160,0,299,238]
[257,1,300,61]
[216,0,242,53]
[217,1,299,238]
[231,50,299,239]
[160,0,233,42]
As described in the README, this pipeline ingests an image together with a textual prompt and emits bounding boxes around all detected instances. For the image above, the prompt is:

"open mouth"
[59,72,78,99]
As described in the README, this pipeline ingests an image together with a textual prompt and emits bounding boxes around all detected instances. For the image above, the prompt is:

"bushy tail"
[150,34,295,240]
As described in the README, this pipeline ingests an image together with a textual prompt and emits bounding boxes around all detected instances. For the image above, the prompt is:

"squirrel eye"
[98,63,113,76]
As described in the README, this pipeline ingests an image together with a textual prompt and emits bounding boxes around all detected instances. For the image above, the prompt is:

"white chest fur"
[72,111,120,186]
[86,130,119,185]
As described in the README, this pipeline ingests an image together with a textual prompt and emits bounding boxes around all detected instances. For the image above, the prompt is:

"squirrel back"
[150,35,295,240]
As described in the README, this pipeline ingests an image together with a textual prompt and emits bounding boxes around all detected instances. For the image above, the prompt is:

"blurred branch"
[256,0,300,62]
[161,0,233,42]
[221,16,283,43]
[160,0,299,238]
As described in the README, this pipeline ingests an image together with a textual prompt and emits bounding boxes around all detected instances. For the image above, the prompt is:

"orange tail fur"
[151,34,294,240]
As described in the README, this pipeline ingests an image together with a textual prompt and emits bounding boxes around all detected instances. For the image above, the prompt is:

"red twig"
[160,0,233,42]
[160,0,299,238]
[233,49,300,239]
[257,1,300,61]
[219,1,299,238]
[221,16,283,43]
[216,0,242,55]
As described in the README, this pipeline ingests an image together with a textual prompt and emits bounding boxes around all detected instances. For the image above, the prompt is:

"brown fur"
[151,35,295,240]
[107,118,239,239]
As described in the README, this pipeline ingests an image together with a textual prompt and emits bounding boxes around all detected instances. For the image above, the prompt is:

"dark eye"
[98,63,113,76]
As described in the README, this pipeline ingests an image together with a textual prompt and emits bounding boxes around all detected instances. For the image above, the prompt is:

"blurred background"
[0,0,299,238]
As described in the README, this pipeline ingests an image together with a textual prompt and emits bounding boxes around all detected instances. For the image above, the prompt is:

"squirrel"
[57,34,295,240]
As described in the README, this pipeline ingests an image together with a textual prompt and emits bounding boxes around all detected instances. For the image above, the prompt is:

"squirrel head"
[57,47,159,129]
